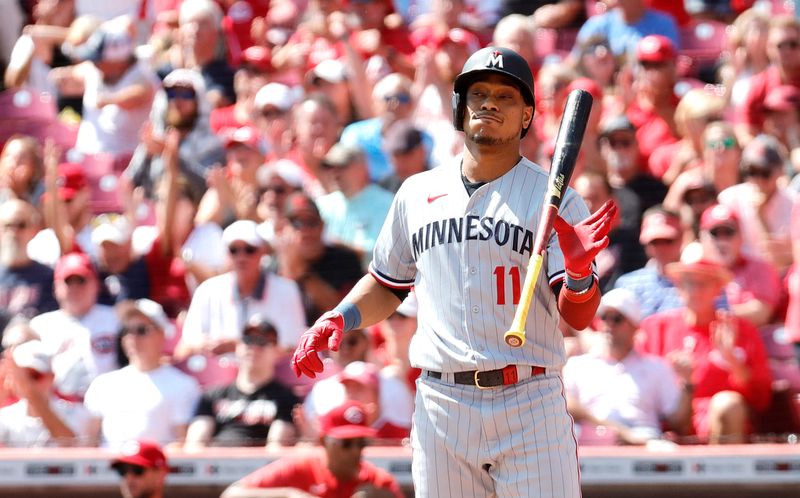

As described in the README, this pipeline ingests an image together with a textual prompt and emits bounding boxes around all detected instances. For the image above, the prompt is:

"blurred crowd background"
[0,0,799,453]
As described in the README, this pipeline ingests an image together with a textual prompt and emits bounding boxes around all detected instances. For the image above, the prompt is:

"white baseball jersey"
[370,155,591,373]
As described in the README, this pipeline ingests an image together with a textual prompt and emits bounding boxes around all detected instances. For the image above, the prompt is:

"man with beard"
[0,200,57,331]
[124,68,225,202]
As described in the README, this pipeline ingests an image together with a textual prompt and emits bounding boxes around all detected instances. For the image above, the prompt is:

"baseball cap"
[257,160,305,190]
[599,115,635,138]
[241,45,273,73]
[318,400,377,439]
[437,28,480,52]
[309,59,348,84]
[243,314,278,339]
[384,120,424,155]
[254,82,298,112]
[566,77,603,104]
[223,126,261,150]
[222,219,265,248]
[54,252,96,281]
[596,288,641,326]
[664,241,732,284]
[764,85,800,113]
[91,214,132,246]
[12,340,52,374]
[284,192,322,221]
[73,27,133,63]
[338,361,380,390]
[636,35,676,63]
[56,162,88,201]
[163,68,204,93]
[111,440,169,471]
[741,134,786,171]
[121,299,176,339]
[322,143,362,168]
[700,204,739,231]
[639,211,681,245]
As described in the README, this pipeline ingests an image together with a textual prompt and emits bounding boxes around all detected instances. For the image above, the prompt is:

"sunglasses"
[706,136,737,151]
[120,324,153,337]
[261,107,287,119]
[327,437,368,449]
[709,226,737,239]
[260,185,288,196]
[2,220,29,230]
[606,137,635,149]
[383,93,411,105]
[64,275,88,286]
[648,238,678,246]
[744,168,774,180]
[777,40,800,50]
[228,245,258,256]
[113,464,147,477]
[24,368,47,381]
[289,217,322,229]
[242,333,277,347]
[640,60,669,70]
[684,193,714,206]
[165,87,196,101]
[600,313,626,325]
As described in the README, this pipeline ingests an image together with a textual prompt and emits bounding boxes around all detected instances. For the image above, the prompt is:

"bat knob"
[504,330,526,348]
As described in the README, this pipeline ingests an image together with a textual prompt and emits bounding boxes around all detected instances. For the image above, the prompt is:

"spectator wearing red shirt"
[626,35,680,165]
[699,204,782,329]
[738,15,800,144]
[639,243,773,443]
[221,400,404,498]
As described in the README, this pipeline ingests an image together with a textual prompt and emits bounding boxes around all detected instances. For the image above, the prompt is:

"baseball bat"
[504,89,593,348]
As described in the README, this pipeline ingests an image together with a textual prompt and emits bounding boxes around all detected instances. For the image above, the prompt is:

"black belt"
[424,365,546,389]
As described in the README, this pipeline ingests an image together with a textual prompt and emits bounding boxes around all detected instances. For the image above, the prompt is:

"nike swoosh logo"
[427,193,448,203]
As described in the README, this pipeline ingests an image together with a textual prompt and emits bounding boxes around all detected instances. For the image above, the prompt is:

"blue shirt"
[316,184,395,267]
[574,9,680,59]
[340,118,435,182]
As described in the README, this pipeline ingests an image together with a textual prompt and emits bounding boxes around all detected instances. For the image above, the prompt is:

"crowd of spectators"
[0,0,799,461]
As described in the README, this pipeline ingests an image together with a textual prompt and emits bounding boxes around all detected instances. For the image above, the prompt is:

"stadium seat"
[0,88,77,150]
[77,153,124,214]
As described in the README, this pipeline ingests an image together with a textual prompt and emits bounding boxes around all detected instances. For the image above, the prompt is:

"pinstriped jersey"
[369,155,592,373]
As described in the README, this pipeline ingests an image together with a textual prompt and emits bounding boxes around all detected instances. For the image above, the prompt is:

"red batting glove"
[553,199,617,279]
[291,311,345,379]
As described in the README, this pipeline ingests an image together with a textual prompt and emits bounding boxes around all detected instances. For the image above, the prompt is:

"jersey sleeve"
[368,184,416,290]
[545,188,593,286]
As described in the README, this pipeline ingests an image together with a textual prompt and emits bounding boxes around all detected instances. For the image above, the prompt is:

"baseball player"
[292,46,616,498]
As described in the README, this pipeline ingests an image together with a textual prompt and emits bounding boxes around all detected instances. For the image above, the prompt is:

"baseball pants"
[411,371,581,498]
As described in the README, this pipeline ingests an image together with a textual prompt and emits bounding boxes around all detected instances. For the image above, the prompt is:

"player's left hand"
[553,199,617,278]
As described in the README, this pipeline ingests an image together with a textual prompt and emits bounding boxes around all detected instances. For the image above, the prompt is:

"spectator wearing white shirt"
[0,340,91,447]
[84,299,200,448]
[30,252,119,400]
[564,289,693,445]
[175,220,305,361]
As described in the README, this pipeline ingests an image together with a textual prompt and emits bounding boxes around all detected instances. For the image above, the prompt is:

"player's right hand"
[291,311,345,378]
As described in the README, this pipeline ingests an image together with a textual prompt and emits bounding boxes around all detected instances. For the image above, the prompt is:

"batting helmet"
[452,46,535,136]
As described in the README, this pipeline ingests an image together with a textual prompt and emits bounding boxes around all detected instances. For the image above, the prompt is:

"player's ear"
[522,105,533,130]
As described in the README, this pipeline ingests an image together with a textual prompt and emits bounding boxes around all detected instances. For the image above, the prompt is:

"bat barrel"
[546,89,593,209]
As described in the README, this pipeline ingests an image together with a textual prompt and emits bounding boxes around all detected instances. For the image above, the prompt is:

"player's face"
[463,74,532,146]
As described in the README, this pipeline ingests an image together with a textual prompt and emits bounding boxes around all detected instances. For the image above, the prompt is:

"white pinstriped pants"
[411,371,581,498]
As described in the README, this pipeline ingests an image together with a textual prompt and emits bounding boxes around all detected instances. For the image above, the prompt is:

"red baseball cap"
[318,400,377,439]
[639,211,681,244]
[566,77,603,104]
[700,204,739,231]
[636,35,676,63]
[54,252,96,281]
[241,46,273,73]
[223,126,261,150]
[56,162,88,201]
[111,440,169,471]
[437,28,480,52]
[338,361,380,390]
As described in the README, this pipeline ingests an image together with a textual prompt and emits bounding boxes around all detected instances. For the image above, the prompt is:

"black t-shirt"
[194,379,300,447]
[0,261,58,327]
[96,256,151,306]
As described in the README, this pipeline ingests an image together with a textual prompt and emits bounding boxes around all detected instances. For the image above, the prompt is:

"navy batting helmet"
[452,46,535,137]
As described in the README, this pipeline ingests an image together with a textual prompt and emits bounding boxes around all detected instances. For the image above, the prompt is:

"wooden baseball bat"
[504,89,594,348]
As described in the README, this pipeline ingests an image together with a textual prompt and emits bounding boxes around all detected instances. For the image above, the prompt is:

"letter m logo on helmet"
[486,51,504,69]
[451,46,535,136]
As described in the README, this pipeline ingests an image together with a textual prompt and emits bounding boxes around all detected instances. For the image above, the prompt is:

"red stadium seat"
[77,153,124,214]
[0,88,77,151]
